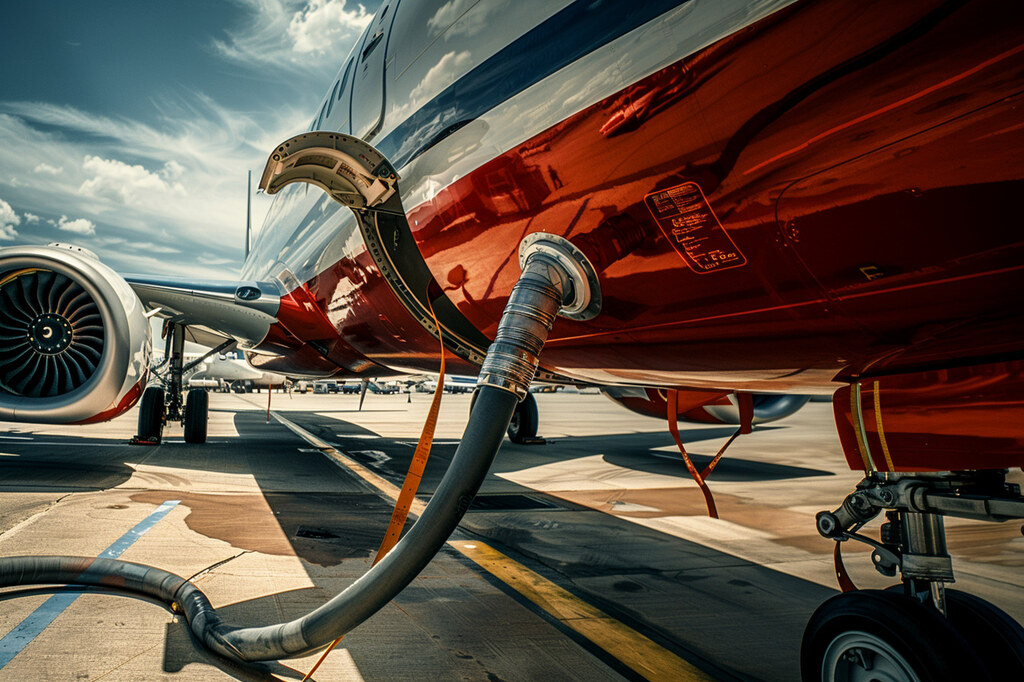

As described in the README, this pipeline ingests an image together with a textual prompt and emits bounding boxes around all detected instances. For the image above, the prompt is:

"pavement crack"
[92,642,161,680]
[0,489,102,543]
[187,550,254,583]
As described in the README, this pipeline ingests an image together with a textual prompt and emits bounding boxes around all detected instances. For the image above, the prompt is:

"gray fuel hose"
[0,247,575,662]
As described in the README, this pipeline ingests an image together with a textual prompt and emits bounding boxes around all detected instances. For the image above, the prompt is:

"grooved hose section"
[477,254,568,399]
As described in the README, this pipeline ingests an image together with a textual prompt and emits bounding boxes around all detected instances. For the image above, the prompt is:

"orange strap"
[303,293,447,681]
[667,390,719,519]
[699,428,740,481]
[372,313,446,564]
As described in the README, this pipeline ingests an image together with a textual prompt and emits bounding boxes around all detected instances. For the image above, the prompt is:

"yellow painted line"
[449,539,712,681]
[270,408,711,680]
[269,410,427,516]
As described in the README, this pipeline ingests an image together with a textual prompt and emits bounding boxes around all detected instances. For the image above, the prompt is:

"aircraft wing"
[124,274,281,350]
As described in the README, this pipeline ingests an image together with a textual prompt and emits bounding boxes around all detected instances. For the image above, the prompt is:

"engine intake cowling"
[0,244,151,424]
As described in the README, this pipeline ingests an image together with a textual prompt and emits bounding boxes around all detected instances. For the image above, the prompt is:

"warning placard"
[644,182,746,273]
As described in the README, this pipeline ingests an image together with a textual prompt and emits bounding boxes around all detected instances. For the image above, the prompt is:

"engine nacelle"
[602,386,810,425]
[0,244,151,424]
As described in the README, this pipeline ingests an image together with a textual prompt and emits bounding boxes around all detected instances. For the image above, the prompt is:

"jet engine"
[602,386,811,425]
[0,244,151,424]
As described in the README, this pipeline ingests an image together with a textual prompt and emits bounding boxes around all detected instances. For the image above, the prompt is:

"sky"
[0,0,381,279]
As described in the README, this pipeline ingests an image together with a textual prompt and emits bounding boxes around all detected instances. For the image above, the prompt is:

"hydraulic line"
[0,236,593,663]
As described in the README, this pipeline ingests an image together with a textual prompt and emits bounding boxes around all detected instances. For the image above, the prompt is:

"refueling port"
[518,232,602,321]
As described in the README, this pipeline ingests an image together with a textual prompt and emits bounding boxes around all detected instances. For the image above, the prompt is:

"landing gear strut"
[507,391,539,443]
[471,389,541,443]
[133,323,227,445]
[803,471,1024,681]
[165,321,187,425]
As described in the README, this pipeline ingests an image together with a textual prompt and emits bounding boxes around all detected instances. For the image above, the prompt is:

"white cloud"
[410,51,471,106]
[388,50,471,126]
[426,0,495,38]
[137,241,181,254]
[0,102,300,278]
[0,198,20,241]
[78,155,186,205]
[33,163,63,175]
[0,0,356,280]
[288,0,371,54]
[426,0,473,33]
[198,254,234,266]
[162,159,185,181]
[214,0,370,75]
[57,215,96,236]
[1,96,294,171]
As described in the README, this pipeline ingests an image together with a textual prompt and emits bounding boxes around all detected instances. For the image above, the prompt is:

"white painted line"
[269,411,425,516]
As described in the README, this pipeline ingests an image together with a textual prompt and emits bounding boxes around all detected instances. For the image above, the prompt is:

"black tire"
[184,388,209,444]
[944,589,1024,678]
[507,391,539,443]
[137,386,165,441]
[801,590,988,682]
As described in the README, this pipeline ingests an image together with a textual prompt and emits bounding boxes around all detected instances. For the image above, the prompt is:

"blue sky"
[0,0,380,278]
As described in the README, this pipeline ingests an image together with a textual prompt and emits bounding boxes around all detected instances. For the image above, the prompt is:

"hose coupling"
[478,233,600,399]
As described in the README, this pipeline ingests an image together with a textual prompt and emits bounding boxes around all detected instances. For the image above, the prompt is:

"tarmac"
[1,391,1021,681]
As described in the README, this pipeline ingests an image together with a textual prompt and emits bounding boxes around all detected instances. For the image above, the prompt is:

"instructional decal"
[644,182,746,273]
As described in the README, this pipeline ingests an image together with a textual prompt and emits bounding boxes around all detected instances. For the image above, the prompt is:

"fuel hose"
[0,236,592,663]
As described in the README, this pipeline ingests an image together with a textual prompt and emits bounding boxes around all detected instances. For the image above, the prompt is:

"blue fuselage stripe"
[376,0,690,169]
[0,500,181,669]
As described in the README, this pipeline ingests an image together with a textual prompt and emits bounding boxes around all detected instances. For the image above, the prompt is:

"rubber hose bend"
[0,249,570,662]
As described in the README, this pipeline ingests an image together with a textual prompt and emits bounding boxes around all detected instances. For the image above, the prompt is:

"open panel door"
[351,2,397,141]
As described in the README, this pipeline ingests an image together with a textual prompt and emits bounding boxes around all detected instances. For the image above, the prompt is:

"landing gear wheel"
[801,590,987,682]
[944,589,1024,678]
[506,391,538,443]
[184,388,209,444]
[137,386,165,441]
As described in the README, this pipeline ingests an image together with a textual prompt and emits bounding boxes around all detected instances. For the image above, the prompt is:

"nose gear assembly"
[804,471,1024,680]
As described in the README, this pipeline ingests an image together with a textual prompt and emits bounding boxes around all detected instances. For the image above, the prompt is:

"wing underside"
[125,274,281,350]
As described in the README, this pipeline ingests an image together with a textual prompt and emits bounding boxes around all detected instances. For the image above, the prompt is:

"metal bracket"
[518,233,601,321]
[816,472,1020,584]
[259,132,399,209]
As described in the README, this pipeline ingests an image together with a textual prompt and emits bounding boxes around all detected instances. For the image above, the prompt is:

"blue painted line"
[0,500,180,669]
[96,500,180,560]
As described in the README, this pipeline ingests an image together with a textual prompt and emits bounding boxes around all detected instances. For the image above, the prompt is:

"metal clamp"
[518,233,601,321]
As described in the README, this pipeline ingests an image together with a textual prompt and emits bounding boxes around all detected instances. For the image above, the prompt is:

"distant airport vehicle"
[367,381,399,394]
[313,380,339,394]
[418,375,476,394]
[1,1,1023,678]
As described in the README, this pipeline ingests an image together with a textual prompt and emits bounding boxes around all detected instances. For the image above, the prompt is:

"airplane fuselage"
[240,0,1024,402]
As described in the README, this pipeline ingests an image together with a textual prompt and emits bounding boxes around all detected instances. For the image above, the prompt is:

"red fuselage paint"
[74,380,144,425]
[834,360,1024,472]
[247,1,1024,468]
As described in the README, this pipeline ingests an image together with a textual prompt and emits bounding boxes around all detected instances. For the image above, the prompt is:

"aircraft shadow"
[308,419,831,486]
[0,406,835,681]
[147,407,835,681]
[0,438,137,492]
